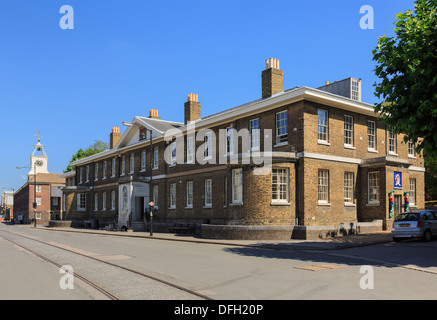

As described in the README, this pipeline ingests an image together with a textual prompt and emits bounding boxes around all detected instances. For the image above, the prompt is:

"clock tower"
[29,129,49,177]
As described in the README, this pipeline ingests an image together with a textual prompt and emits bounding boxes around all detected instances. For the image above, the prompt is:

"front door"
[394,195,403,215]
[134,197,145,221]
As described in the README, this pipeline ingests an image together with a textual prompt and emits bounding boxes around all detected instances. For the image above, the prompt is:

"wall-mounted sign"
[394,172,402,189]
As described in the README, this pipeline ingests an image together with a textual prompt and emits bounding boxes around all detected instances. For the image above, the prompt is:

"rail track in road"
[0,228,214,300]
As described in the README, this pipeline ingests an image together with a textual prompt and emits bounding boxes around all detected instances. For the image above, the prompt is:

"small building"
[62,58,425,239]
[14,134,66,224]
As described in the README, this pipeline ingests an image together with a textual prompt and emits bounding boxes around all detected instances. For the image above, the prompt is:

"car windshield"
[395,212,420,222]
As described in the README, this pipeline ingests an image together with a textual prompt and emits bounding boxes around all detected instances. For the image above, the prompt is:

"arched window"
[122,187,128,209]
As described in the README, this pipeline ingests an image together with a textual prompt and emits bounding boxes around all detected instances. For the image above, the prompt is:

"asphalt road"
[0,223,436,300]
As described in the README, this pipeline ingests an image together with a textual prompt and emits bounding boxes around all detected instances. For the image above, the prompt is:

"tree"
[372,0,437,157]
[64,140,109,173]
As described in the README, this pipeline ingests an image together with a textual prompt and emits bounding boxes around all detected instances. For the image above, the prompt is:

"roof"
[68,85,377,167]
[28,173,66,184]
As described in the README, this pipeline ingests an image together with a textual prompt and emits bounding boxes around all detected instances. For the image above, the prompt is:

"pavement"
[17,223,394,251]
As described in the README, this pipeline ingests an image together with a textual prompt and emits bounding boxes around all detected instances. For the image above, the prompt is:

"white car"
[392,210,437,242]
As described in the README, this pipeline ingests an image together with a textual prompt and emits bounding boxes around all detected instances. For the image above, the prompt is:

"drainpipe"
[295,159,300,226]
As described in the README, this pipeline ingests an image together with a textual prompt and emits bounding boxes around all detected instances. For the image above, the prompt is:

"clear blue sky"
[0,0,416,192]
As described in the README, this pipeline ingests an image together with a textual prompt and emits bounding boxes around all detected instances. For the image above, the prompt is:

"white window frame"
[129,153,135,174]
[389,129,397,155]
[409,178,416,205]
[86,165,90,182]
[141,151,146,171]
[187,137,194,164]
[226,127,235,155]
[271,168,289,203]
[112,158,116,178]
[232,169,243,204]
[111,191,116,211]
[250,118,260,151]
[204,179,212,207]
[153,185,159,209]
[204,132,212,160]
[95,163,99,181]
[169,183,176,209]
[408,140,416,157]
[368,172,380,204]
[318,109,328,143]
[318,170,329,204]
[80,167,83,184]
[121,156,126,176]
[344,115,354,147]
[36,185,42,193]
[170,142,177,166]
[103,161,107,179]
[367,120,376,151]
[344,172,354,204]
[186,181,193,208]
[77,193,86,211]
[276,111,288,145]
[36,196,42,206]
[102,192,107,211]
[122,186,128,210]
[94,193,98,211]
[153,148,159,170]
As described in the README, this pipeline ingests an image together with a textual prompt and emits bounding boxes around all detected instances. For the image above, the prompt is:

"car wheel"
[393,237,402,242]
[423,230,432,242]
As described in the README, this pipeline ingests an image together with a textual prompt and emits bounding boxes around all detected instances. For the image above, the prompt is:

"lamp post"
[16,163,37,227]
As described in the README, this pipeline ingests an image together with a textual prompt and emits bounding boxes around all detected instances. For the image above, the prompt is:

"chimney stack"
[148,109,161,120]
[184,93,201,124]
[261,58,283,99]
[110,127,121,149]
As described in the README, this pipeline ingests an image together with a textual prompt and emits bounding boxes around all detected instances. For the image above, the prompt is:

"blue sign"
[394,172,402,188]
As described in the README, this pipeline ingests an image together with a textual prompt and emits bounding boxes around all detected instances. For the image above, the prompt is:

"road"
[0,222,436,301]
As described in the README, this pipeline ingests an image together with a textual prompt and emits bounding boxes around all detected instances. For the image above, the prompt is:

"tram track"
[0,228,213,300]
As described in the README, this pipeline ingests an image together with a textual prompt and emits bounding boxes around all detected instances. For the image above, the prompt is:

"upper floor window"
[351,80,359,101]
[112,158,116,178]
[121,156,126,176]
[129,153,135,174]
[389,129,397,154]
[103,161,107,179]
[367,121,376,151]
[86,166,90,182]
[153,148,159,169]
[80,167,83,184]
[344,115,354,146]
[204,132,213,159]
[276,111,288,144]
[317,109,328,142]
[408,140,416,157]
[94,163,99,181]
[187,136,194,164]
[141,151,146,171]
[250,119,260,151]
[170,142,177,165]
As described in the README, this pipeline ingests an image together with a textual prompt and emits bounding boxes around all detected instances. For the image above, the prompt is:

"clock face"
[35,160,44,167]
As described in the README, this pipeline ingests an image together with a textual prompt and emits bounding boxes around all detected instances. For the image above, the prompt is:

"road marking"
[294,264,348,271]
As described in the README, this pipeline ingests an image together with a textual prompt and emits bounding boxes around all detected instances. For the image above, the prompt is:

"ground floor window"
[409,178,416,205]
[186,181,193,208]
[232,169,243,203]
[318,170,329,204]
[122,187,129,209]
[368,172,380,203]
[170,183,176,208]
[205,179,212,207]
[111,191,116,210]
[344,172,354,203]
[272,168,289,203]
[77,193,86,211]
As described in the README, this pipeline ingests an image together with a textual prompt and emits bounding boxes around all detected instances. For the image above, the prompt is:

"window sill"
[388,152,398,157]
[318,140,330,146]
[344,202,356,207]
[271,201,291,206]
[185,206,193,209]
[274,142,288,148]
[203,205,212,209]
[318,201,331,206]
[344,144,356,150]
[366,201,380,207]
[168,206,176,210]
[230,202,243,206]
[408,155,417,159]
[368,149,378,154]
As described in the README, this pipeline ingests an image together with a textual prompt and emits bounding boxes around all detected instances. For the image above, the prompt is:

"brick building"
[62,58,425,239]
[14,134,66,224]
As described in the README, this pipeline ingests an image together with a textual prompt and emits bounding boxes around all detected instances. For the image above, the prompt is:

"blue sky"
[0,0,416,192]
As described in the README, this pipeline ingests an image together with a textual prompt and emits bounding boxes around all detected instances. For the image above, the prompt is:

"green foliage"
[372,0,437,158]
[425,151,437,200]
[64,140,109,173]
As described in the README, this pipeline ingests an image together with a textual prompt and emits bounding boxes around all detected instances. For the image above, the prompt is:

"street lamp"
[16,163,37,227]
[123,121,154,236]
